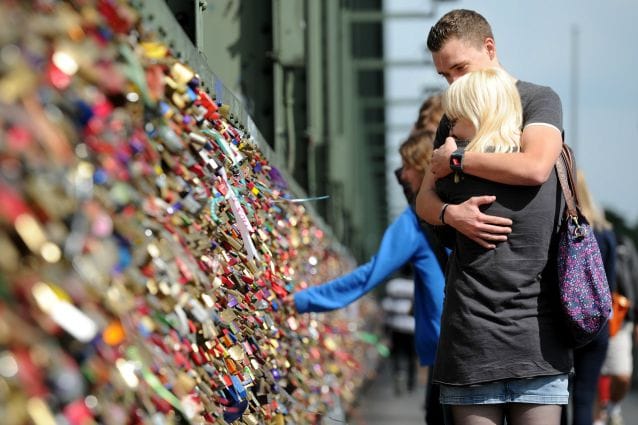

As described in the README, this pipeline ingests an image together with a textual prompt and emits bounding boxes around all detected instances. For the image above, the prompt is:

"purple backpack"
[556,145,612,348]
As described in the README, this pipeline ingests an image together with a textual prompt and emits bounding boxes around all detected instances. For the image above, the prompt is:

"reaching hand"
[445,196,512,249]
[283,294,296,311]
[431,137,457,179]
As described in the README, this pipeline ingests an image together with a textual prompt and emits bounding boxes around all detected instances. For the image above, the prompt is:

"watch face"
[450,149,464,172]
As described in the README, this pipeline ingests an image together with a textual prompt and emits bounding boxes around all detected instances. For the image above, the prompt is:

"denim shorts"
[439,374,569,405]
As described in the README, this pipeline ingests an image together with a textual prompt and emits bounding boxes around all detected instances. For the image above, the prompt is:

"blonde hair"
[443,68,522,153]
[399,130,435,174]
[576,170,612,231]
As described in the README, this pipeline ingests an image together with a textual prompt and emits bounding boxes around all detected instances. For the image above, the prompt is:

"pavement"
[347,360,638,425]
[348,361,430,425]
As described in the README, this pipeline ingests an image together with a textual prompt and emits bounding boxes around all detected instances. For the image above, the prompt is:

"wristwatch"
[450,148,465,173]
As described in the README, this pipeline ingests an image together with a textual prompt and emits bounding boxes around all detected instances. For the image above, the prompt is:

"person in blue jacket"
[288,128,447,423]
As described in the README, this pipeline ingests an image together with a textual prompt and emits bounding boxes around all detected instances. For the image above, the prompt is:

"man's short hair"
[427,9,493,52]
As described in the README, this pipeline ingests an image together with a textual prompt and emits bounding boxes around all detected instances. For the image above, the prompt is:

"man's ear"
[484,37,496,61]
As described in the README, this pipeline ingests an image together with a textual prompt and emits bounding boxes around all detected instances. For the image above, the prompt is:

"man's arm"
[423,82,564,245]
[431,125,563,185]
[419,125,560,247]
[416,168,512,249]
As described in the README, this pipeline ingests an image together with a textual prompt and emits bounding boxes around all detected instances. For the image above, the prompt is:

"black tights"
[562,330,608,425]
[450,403,562,425]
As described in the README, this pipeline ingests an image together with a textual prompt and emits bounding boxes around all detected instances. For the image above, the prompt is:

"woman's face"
[400,163,425,195]
[450,117,476,141]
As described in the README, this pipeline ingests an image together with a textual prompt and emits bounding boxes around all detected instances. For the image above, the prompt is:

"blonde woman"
[431,68,572,425]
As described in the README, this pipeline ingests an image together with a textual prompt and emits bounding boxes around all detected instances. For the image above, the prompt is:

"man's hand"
[445,196,513,249]
[431,137,457,179]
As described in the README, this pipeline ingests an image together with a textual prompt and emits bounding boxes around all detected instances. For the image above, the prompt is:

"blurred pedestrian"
[381,276,418,395]
[409,94,451,425]
[412,94,444,134]
[562,170,617,425]
[595,232,638,425]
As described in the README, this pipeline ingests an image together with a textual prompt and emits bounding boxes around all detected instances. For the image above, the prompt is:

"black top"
[432,80,573,385]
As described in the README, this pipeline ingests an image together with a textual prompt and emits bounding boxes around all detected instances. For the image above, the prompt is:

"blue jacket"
[294,207,445,365]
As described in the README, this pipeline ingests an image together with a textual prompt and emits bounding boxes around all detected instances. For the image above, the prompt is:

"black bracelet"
[439,203,449,225]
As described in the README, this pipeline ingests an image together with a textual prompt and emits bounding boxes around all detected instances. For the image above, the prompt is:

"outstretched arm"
[290,210,420,312]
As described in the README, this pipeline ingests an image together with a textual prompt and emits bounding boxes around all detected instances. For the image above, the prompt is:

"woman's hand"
[283,294,296,311]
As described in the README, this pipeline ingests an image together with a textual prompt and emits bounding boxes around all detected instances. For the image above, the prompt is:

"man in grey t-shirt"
[414,9,568,425]
[416,10,564,249]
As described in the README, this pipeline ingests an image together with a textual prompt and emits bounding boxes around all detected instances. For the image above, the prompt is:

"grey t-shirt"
[432,81,572,386]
